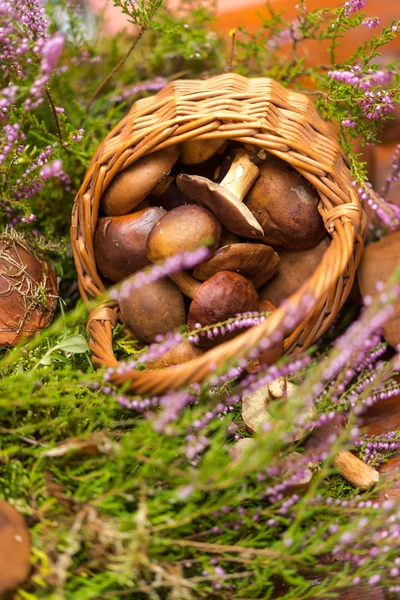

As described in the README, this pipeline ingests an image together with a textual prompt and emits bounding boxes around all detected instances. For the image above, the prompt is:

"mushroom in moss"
[187,271,259,348]
[179,138,227,165]
[193,243,279,289]
[241,380,316,441]
[101,146,180,216]
[259,237,330,307]
[94,207,166,283]
[147,204,221,296]
[0,233,58,347]
[119,277,186,344]
[176,149,264,238]
[246,157,325,249]
[145,339,205,370]
[0,499,30,596]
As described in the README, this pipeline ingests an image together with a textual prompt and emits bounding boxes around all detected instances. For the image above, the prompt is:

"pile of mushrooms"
[95,139,330,366]
[236,378,379,491]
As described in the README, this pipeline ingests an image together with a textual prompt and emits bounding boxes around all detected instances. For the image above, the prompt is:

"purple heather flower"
[362,17,380,28]
[342,119,357,128]
[343,0,365,17]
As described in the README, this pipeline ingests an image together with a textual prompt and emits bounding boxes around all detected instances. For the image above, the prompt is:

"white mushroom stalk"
[176,150,264,238]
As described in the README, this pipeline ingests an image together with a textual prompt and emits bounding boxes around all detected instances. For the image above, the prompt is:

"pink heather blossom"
[24,32,64,111]
[343,0,365,17]
[342,119,356,128]
[361,17,380,29]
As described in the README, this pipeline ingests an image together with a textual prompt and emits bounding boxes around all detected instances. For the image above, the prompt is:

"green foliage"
[2,0,400,598]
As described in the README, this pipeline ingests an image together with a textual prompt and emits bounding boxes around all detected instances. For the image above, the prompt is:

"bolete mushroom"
[147,204,221,296]
[280,451,315,493]
[0,234,58,347]
[0,499,31,596]
[101,146,180,216]
[246,157,326,249]
[358,231,400,349]
[305,415,379,490]
[148,176,194,211]
[187,271,259,348]
[94,207,166,283]
[230,437,256,459]
[241,381,316,441]
[119,277,186,344]
[193,243,279,289]
[179,138,227,165]
[259,237,330,307]
[176,150,264,238]
[145,339,205,370]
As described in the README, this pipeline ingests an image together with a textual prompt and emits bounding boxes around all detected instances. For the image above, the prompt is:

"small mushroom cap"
[193,243,279,289]
[187,271,259,348]
[179,138,227,165]
[259,237,330,307]
[145,340,205,369]
[358,231,400,349]
[230,437,257,459]
[101,146,179,216]
[147,204,221,263]
[246,158,326,249]
[94,207,166,283]
[241,384,270,434]
[268,377,287,399]
[242,381,315,441]
[176,174,264,239]
[119,277,186,344]
[0,499,30,595]
[279,452,314,492]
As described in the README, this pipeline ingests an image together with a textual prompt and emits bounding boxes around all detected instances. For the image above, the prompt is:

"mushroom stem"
[333,450,379,491]
[219,150,260,201]
[171,271,201,299]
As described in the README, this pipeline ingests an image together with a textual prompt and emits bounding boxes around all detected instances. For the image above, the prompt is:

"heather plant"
[2,0,400,598]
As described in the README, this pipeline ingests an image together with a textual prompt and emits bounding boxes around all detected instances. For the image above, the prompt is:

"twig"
[45,88,64,146]
[87,28,145,111]
[162,538,300,562]
[225,29,236,73]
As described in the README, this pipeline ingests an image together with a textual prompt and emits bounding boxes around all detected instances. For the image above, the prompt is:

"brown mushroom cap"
[94,207,166,283]
[0,499,30,595]
[259,237,330,307]
[246,157,325,249]
[101,146,179,216]
[119,278,186,344]
[187,271,259,348]
[145,340,205,369]
[147,204,221,264]
[358,231,400,349]
[193,243,279,289]
[176,150,264,238]
[0,237,58,347]
[179,138,227,165]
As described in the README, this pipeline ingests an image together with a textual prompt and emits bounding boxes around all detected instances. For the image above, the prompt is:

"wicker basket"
[71,73,367,395]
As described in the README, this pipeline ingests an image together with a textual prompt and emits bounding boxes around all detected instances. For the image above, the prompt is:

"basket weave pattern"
[71,73,367,395]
